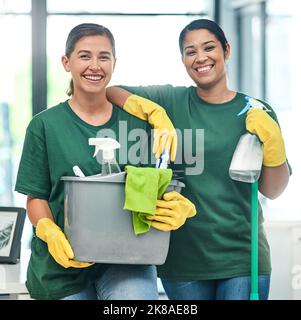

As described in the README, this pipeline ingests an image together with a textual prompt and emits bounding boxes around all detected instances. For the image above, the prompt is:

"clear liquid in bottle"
[229,170,261,183]
[229,133,263,183]
[101,159,121,175]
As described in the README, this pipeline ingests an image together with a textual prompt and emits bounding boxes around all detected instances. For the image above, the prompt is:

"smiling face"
[182,29,230,90]
[61,35,115,96]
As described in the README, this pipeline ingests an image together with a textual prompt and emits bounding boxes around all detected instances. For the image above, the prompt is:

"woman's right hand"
[106,87,177,161]
[36,218,93,268]
[123,94,177,161]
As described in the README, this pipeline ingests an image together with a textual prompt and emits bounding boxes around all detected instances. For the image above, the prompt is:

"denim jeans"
[62,264,159,300]
[161,275,270,300]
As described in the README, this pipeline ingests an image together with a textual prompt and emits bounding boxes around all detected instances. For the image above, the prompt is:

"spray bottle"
[229,97,264,183]
[89,137,121,175]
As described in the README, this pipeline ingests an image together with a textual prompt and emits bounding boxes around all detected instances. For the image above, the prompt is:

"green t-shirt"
[121,85,277,280]
[15,100,152,299]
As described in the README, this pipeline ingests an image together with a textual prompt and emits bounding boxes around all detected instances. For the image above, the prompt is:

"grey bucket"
[61,171,184,265]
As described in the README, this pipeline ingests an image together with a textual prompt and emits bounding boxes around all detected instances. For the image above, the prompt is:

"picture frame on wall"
[0,207,26,264]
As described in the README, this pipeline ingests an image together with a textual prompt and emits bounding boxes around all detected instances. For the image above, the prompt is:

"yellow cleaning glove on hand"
[124,95,177,161]
[36,218,93,269]
[147,191,196,231]
[246,108,286,167]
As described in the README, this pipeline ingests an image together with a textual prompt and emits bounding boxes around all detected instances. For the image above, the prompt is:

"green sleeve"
[15,117,51,199]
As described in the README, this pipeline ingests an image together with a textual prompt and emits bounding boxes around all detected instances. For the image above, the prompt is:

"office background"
[0,0,300,299]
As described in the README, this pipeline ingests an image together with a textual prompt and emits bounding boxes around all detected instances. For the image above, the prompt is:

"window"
[0,14,31,206]
[0,0,31,13]
[47,0,209,14]
[264,0,301,219]
[46,1,213,106]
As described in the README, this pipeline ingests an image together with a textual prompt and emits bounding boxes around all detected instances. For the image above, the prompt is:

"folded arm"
[106,86,177,161]
[106,86,132,108]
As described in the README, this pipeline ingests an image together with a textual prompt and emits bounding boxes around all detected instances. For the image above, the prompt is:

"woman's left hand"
[246,108,286,167]
[147,191,196,231]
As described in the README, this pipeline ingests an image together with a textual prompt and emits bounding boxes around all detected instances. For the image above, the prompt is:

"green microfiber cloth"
[124,165,172,235]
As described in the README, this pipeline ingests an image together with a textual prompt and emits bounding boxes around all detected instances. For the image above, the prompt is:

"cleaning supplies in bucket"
[72,165,85,177]
[62,136,185,264]
[124,148,172,235]
[89,137,121,175]
[156,148,170,169]
[62,173,184,264]
[124,165,172,235]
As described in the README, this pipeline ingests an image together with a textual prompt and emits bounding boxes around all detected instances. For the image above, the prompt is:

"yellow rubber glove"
[246,108,286,167]
[124,95,177,161]
[36,218,93,269]
[147,191,196,231]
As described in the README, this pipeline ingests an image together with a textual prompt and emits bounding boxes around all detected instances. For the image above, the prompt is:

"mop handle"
[250,181,259,300]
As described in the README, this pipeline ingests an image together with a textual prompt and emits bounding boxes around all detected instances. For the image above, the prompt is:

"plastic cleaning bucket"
[61,172,184,265]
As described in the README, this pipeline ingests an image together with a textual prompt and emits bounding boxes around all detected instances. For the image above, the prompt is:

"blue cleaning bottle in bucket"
[156,149,169,169]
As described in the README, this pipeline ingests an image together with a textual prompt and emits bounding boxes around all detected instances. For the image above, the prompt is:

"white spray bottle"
[89,137,121,175]
[229,97,265,183]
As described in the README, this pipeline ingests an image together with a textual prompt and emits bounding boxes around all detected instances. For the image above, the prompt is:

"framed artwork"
[0,207,26,264]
